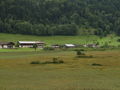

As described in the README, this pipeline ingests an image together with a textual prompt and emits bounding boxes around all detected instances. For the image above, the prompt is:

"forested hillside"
[0,0,120,36]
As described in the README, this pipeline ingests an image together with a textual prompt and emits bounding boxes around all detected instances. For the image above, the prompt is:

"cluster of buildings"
[0,41,45,49]
[0,41,99,49]
[51,44,99,48]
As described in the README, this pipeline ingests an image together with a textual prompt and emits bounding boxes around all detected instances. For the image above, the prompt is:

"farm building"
[0,42,15,48]
[51,44,61,48]
[75,44,83,48]
[64,44,75,48]
[18,41,45,48]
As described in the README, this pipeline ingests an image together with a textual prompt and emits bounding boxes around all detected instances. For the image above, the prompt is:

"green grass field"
[0,33,120,90]
[0,33,120,46]
[0,50,120,90]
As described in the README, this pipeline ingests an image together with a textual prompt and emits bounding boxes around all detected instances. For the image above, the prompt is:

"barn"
[18,41,45,48]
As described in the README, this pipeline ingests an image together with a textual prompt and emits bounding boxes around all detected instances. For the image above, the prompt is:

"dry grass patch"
[0,50,120,89]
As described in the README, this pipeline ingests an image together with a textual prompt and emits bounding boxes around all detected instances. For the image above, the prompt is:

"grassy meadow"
[0,50,120,90]
[0,33,120,90]
[0,33,120,46]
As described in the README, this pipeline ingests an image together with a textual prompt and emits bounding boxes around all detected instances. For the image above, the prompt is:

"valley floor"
[0,50,120,90]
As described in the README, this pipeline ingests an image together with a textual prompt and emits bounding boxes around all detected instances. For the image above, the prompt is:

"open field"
[0,33,120,90]
[0,50,120,90]
[0,33,120,46]
[0,48,43,52]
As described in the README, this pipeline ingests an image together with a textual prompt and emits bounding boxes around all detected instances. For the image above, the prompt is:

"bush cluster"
[30,58,64,65]
[91,63,102,66]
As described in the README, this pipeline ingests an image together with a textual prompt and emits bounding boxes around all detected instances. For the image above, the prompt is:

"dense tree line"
[0,0,120,36]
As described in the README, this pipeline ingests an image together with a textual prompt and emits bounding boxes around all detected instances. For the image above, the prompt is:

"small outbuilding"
[64,44,75,48]
[18,41,45,48]
[51,44,60,48]
[0,42,15,48]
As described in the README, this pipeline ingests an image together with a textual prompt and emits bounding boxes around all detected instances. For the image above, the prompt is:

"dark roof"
[0,42,15,45]
[52,44,60,46]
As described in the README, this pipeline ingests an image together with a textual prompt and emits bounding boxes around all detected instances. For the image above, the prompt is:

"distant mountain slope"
[0,0,120,36]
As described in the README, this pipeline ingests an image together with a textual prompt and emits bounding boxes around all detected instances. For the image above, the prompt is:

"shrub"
[75,49,85,57]
[52,58,58,64]
[43,47,54,51]
[77,55,93,58]
[58,60,64,63]
[91,63,102,66]
[33,44,38,51]
[77,50,85,55]
[30,58,64,65]
[117,39,120,42]
[52,58,64,64]
[102,42,109,48]
[118,45,120,48]
[30,61,40,64]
